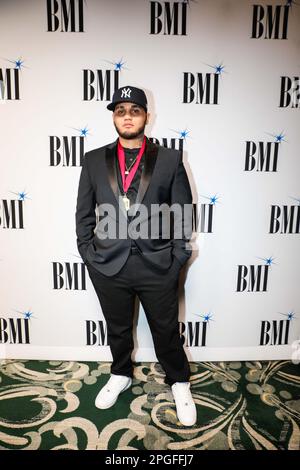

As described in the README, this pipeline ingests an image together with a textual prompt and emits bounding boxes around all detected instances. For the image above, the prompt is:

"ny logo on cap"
[121,87,132,98]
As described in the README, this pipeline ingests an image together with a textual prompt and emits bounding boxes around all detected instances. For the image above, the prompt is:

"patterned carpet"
[0,359,299,450]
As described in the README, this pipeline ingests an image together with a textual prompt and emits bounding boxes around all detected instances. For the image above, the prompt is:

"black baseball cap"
[107,86,148,112]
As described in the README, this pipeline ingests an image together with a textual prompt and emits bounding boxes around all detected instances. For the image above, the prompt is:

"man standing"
[75,86,196,426]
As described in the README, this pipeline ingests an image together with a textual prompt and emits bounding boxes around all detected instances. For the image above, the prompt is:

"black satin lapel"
[105,142,119,202]
[105,141,128,219]
[134,139,158,209]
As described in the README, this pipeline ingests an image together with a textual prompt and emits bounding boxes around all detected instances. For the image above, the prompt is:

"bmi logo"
[82,58,125,101]
[0,316,30,344]
[52,261,90,290]
[49,125,89,166]
[183,63,225,105]
[269,197,300,234]
[47,0,85,32]
[279,76,299,108]
[150,1,188,35]
[0,57,25,101]
[180,321,207,347]
[244,131,285,172]
[251,2,296,39]
[260,312,297,345]
[0,191,28,229]
[193,194,220,234]
[86,321,108,346]
[236,256,275,292]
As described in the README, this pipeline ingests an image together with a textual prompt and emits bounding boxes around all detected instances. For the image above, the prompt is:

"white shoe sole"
[95,379,132,409]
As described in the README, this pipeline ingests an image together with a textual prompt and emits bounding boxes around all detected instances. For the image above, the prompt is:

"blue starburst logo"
[196,312,214,323]
[200,194,220,205]
[265,130,287,143]
[102,57,128,71]
[70,125,91,137]
[170,128,191,141]
[10,190,30,201]
[279,310,297,321]
[203,61,226,76]
[3,57,27,70]
[202,312,214,323]
[14,309,35,320]
[23,311,33,320]
[256,255,276,266]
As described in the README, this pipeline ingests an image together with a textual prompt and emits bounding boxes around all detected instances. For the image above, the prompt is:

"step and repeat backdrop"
[0,0,299,363]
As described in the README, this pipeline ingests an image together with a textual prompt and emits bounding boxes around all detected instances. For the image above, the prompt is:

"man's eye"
[114,107,142,116]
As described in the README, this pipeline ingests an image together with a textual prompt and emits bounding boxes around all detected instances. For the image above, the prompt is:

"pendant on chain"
[122,195,130,211]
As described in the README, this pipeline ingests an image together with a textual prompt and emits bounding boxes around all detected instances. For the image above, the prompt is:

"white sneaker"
[171,382,197,426]
[95,374,132,409]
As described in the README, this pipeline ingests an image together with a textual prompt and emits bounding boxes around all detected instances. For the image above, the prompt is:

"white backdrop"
[0,0,299,362]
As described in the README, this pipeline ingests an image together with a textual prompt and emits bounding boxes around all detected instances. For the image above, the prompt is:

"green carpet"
[0,360,299,450]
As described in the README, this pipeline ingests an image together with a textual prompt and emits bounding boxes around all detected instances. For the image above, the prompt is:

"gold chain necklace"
[125,155,139,175]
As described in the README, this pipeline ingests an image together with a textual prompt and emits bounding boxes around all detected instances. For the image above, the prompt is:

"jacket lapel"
[105,137,158,218]
[105,139,127,219]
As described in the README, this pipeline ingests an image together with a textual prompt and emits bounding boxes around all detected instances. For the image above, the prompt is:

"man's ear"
[146,112,150,125]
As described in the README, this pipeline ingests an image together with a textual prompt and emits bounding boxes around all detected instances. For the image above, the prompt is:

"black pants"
[86,247,191,387]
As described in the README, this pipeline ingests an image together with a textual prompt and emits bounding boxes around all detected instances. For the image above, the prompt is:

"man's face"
[113,102,149,140]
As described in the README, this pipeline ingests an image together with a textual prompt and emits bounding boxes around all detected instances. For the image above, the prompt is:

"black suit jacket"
[75,137,193,276]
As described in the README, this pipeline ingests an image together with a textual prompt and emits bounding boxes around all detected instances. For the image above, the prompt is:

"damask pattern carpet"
[0,359,299,450]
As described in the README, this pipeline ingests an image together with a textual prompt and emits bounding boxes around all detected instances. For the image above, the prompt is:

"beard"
[114,119,147,140]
